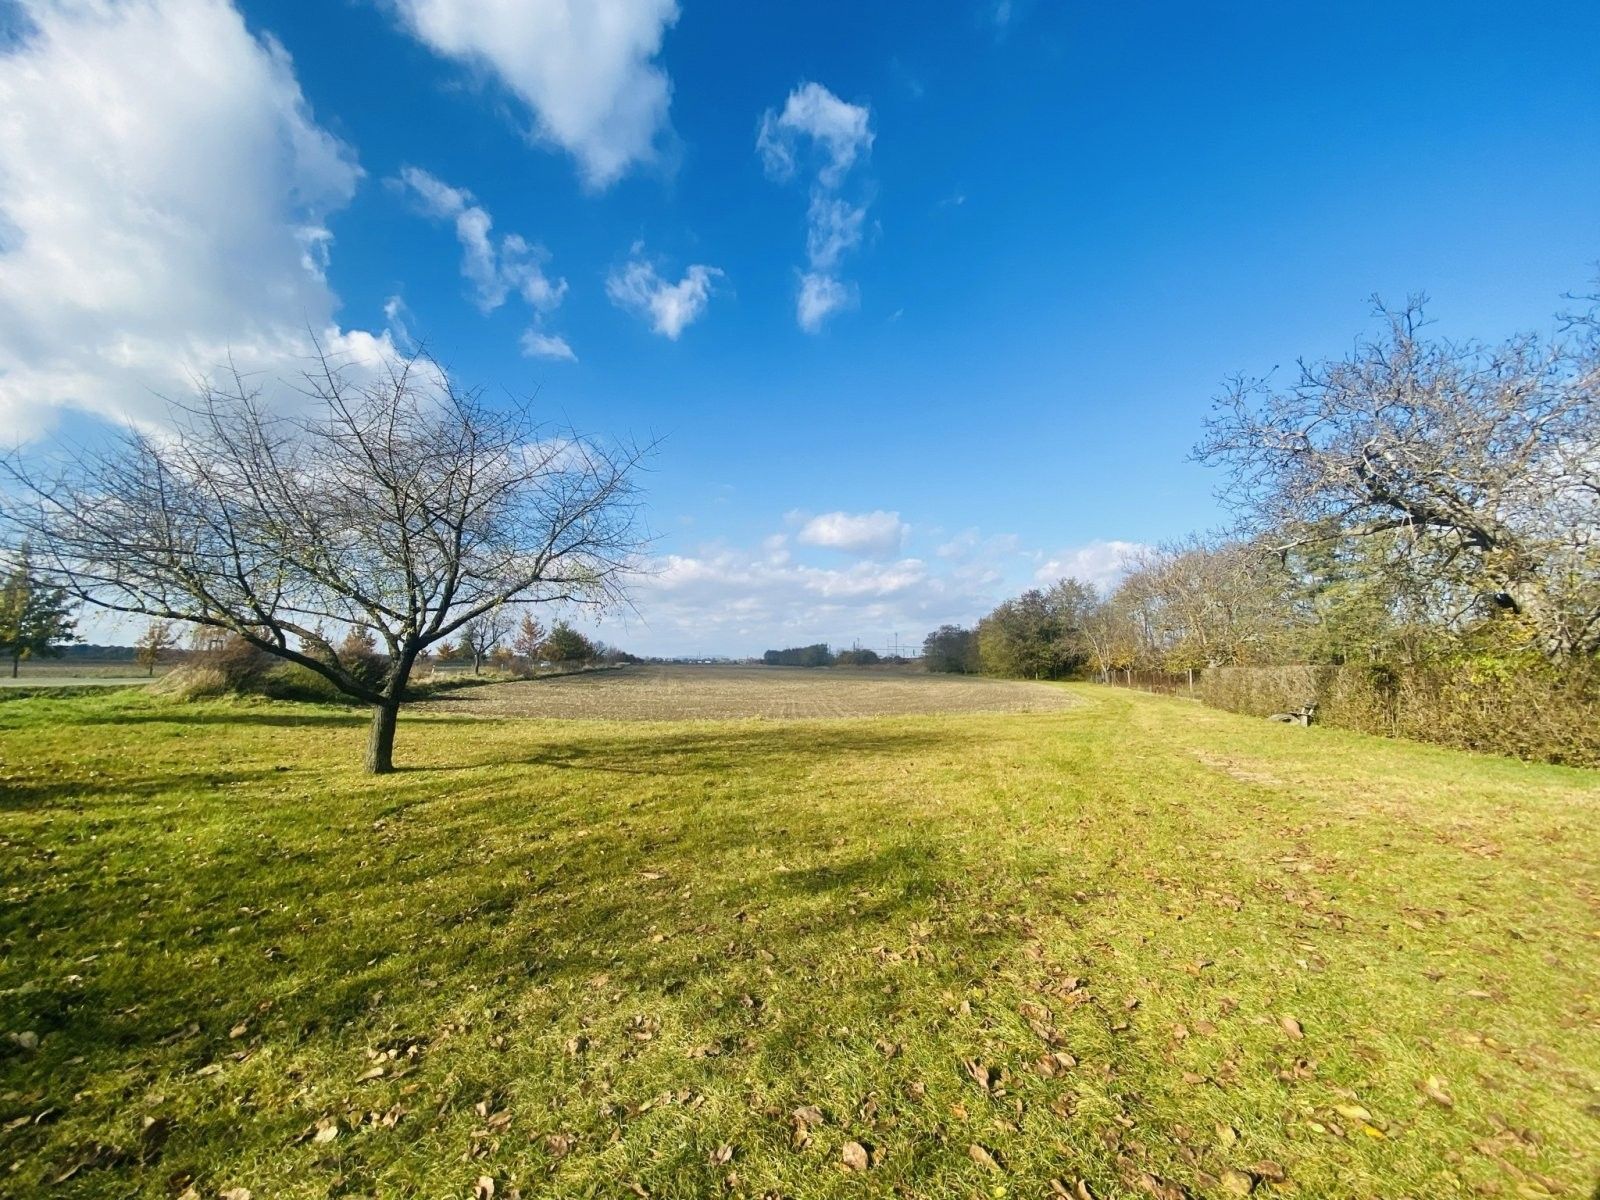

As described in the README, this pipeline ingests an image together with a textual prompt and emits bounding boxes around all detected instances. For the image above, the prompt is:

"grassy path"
[1,687,1596,1197]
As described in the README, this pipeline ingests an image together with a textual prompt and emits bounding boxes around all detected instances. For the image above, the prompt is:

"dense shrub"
[1198,661,1600,767]
[834,648,881,666]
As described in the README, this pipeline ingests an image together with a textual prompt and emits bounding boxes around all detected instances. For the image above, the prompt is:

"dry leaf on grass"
[840,1140,870,1171]
[1279,1015,1304,1040]
[968,1142,1002,1171]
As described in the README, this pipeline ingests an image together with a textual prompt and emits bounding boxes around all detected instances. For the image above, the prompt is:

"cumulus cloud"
[0,0,406,438]
[757,81,874,333]
[606,251,722,339]
[388,0,678,189]
[611,520,1150,657]
[1032,539,1149,590]
[519,330,577,362]
[396,165,573,360]
[795,510,908,557]
[629,545,954,656]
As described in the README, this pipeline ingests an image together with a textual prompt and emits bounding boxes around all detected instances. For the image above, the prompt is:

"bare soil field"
[418,661,1080,720]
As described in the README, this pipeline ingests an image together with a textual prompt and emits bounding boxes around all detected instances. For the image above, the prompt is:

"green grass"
[1,687,1597,1198]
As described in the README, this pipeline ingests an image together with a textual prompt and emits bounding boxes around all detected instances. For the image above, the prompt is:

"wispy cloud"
[396,165,573,361]
[757,81,875,332]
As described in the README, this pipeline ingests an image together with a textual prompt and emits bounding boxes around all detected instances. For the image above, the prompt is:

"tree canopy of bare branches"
[1196,299,1600,657]
[0,353,648,771]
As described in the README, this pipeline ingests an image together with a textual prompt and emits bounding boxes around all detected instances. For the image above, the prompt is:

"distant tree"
[543,620,595,663]
[835,648,881,666]
[0,547,76,678]
[512,612,547,667]
[922,624,979,673]
[0,352,645,772]
[134,619,179,677]
[761,643,833,667]
[460,607,514,675]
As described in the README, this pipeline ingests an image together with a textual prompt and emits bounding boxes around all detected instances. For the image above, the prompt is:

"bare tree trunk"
[366,700,400,774]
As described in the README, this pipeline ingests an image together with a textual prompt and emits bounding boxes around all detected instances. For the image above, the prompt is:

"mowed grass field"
[1,671,1597,1199]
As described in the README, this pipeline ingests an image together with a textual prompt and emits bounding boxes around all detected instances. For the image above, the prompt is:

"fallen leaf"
[1279,1016,1304,1040]
[1251,1160,1287,1183]
[968,1142,1003,1171]
[1333,1103,1372,1122]
[710,1144,733,1165]
[1424,1076,1455,1107]
[792,1105,824,1127]
[473,1177,494,1200]
[1221,1168,1255,1195]
[841,1140,870,1171]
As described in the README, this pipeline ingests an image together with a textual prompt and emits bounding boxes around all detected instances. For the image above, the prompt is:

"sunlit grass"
[1,685,1596,1197]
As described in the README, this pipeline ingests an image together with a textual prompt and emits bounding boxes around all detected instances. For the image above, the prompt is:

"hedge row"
[1196,662,1600,768]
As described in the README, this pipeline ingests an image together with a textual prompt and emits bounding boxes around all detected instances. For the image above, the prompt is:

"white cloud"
[796,510,908,557]
[520,330,577,362]
[0,0,406,438]
[396,166,566,313]
[757,81,874,333]
[757,81,874,188]
[805,193,866,271]
[388,0,678,189]
[1032,539,1149,591]
[611,522,1150,658]
[397,165,573,360]
[796,272,855,333]
[606,252,722,339]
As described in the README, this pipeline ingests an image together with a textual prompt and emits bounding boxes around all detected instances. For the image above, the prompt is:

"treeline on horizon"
[921,294,1598,766]
[761,643,894,667]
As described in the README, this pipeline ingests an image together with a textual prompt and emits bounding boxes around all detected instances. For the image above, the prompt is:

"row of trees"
[759,644,890,667]
[762,643,834,667]
[930,293,1599,686]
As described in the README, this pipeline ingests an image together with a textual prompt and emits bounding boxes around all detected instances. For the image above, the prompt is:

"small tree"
[0,353,646,771]
[0,547,76,678]
[542,621,594,663]
[511,612,547,669]
[460,606,514,675]
[134,619,179,677]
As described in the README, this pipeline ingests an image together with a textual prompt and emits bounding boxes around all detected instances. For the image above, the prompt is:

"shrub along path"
[1,687,1595,1197]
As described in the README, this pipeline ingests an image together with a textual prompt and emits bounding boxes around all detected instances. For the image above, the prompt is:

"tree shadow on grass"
[0,714,1033,1195]
[0,768,285,812]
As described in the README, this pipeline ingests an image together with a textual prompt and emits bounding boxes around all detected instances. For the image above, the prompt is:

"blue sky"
[2,1,1596,655]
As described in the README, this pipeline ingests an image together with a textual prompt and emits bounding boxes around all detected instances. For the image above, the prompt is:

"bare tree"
[459,606,514,675]
[1196,298,1599,656]
[0,353,648,772]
